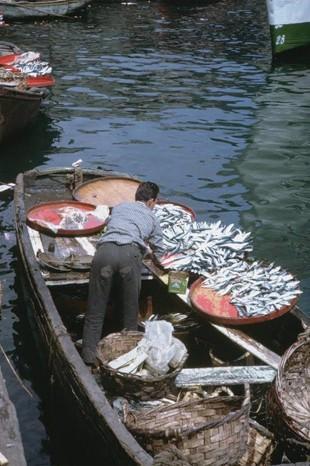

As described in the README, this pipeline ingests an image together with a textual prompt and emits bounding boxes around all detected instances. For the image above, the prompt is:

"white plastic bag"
[143,321,186,376]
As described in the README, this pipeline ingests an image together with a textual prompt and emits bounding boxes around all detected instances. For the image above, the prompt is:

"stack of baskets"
[268,328,310,461]
[96,330,187,401]
[124,387,250,466]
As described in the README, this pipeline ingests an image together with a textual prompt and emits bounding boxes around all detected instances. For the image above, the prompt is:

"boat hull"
[14,168,153,466]
[0,0,91,18]
[0,87,42,143]
[266,0,310,56]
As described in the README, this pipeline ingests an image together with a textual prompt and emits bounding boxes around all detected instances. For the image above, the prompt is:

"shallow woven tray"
[96,331,187,401]
[125,388,250,466]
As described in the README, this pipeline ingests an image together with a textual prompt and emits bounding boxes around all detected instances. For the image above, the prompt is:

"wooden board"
[175,365,277,387]
[28,226,93,285]
[73,176,141,207]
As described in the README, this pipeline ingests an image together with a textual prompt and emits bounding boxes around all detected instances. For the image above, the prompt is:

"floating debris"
[202,260,302,317]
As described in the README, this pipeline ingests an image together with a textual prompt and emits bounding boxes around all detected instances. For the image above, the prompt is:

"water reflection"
[0,113,61,175]
[236,65,310,312]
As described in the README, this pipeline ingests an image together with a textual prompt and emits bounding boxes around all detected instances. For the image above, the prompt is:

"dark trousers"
[82,242,143,364]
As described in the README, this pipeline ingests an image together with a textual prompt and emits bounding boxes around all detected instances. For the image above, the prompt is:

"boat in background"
[0,0,91,19]
[0,42,54,144]
[0,86,47,143]
[266,0,310,58]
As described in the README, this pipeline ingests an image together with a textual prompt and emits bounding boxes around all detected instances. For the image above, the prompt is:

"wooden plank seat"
[27,226,96,285]
[27,227,153,286]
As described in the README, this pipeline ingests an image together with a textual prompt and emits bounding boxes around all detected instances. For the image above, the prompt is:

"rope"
[0,343,34,398]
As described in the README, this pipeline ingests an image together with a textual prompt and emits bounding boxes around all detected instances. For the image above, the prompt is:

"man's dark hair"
[135,181,159,202]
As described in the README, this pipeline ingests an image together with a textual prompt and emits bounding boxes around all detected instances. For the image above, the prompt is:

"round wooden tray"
[73,176,141,207]
[189,276,297,326]
[26,200,108,237]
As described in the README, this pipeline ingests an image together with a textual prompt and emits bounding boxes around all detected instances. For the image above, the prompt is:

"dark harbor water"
[0,0,309,464]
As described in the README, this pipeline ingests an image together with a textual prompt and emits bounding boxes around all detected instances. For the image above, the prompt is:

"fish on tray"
[202,260,302,318]
[154,204,252,275]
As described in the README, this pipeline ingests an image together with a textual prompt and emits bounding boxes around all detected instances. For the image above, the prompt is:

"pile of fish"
[1,51,53,77]
[154,203,252,274]
[13,52,52,77]
[154,203,193,252]
[154,203,302,317]
[202,260,302,317]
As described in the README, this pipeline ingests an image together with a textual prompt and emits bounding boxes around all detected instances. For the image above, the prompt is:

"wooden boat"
[0,0,91,18]
[0,86,46,143]
[266,0,310,58]
[0,42,54,143]
[14,166,308,465]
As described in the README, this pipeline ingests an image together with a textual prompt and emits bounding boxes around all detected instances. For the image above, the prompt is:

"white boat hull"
[0,0,91,18]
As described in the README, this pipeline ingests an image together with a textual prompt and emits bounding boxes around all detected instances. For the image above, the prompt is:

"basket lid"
[73,176,141,207]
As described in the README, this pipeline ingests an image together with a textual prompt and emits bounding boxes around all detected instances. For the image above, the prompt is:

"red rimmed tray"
[0,53,21,66]
[73,176,142,207]
[156,199,196,221]
[26,74,55,88]
[189,276,297,326]
[26,200,108,237]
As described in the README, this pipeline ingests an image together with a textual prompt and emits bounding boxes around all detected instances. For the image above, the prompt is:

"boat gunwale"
[0,0,88,6]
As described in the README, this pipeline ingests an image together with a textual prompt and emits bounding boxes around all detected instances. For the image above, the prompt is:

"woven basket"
[124,388,250,465]
[96,331,187,401]
[237,419,274,466]
[268,329,310,460]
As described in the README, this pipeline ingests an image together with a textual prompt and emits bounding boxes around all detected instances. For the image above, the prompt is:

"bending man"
[82,181,165,366]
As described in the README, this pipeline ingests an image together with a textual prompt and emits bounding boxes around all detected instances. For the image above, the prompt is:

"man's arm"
[148,217,166,260]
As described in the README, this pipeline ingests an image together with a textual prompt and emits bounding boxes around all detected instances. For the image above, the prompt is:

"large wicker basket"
[96,331,187,401]
[268,328,310,461]
[124,388,250,465]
